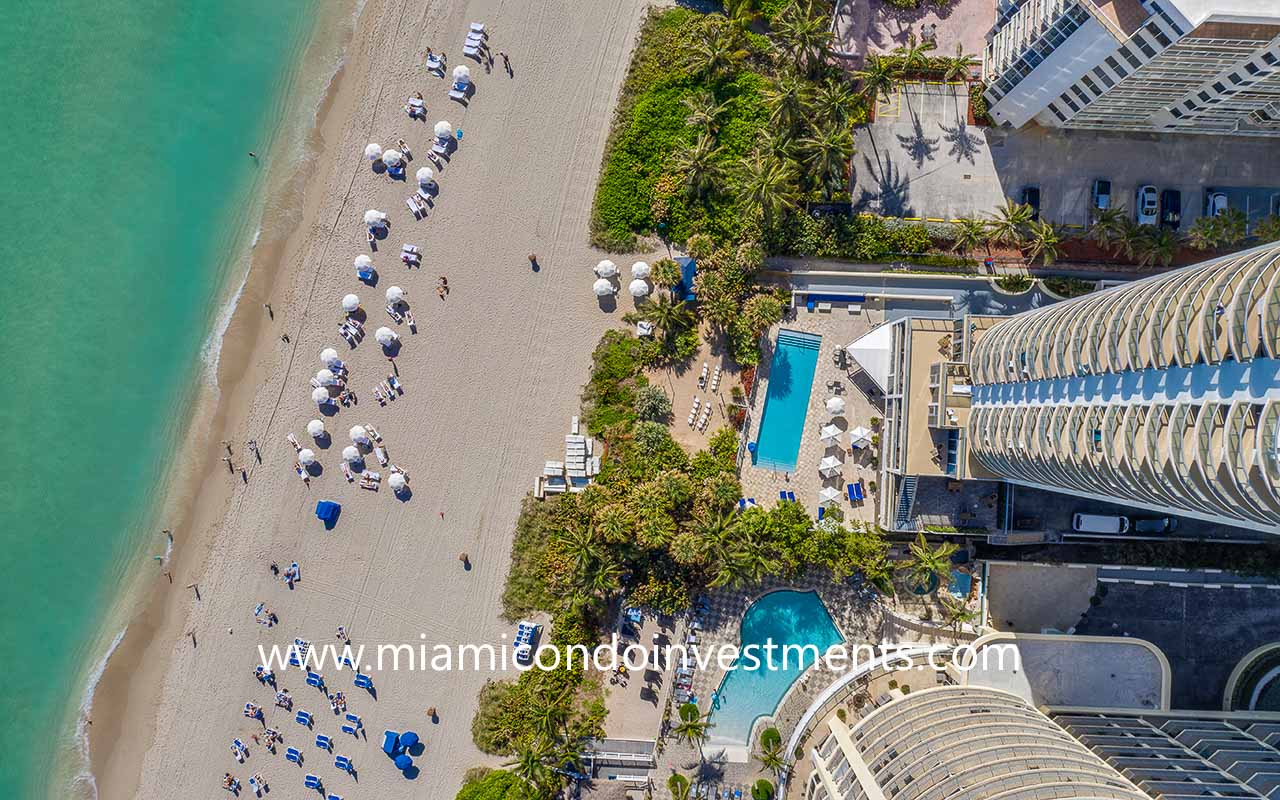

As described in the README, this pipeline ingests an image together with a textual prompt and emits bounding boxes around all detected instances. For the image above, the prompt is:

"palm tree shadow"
[852,150,912,216]
[940,120,982,164]
[895,111,940,169]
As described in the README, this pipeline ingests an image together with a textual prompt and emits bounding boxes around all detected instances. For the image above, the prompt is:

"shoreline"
[83,2,363,797]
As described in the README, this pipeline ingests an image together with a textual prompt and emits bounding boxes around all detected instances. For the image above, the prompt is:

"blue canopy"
[674,257,697,303]
[394,753,413,770]
[382,730,400,755]
[315,501,341,521]
[399,730,419,749]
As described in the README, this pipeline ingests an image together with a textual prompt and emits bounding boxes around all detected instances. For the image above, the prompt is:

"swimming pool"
[752,330,822,472]
[708,590,842,751]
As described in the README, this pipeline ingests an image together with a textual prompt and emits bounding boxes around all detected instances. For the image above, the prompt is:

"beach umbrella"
[399,730,420,748]
[364,209,387,227]
[628,278,650,298]
[818,486,841,506]
[818,455,844,477]
[416,166,434,185]
[819,423,842,442]
[849,426,873,449]
[316,369,337,386]
[364,142,382,161]
[375,326,398,346]
[452,65,471,83]
[342,445,362,464]
[631,261,651,279]
[389,473,407,491]
[298,448,316,467]
[382,149,403,167]
[342,293,360,313]
[349,425,369,444]
[353,255,374,272]
[306,419,326,438]
[826,396,846,415]
[320,347,341,367]
[593,278,616,297]
[594,259,618,277]
[394,754,413,770]
[386,286,405,304]
[312,387,331,405]
[434,120,453,139]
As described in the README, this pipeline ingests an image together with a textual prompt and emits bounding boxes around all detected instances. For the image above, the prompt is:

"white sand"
[110,0,657,796]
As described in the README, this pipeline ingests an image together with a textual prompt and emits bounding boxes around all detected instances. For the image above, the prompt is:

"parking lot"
[852,82,1280,229]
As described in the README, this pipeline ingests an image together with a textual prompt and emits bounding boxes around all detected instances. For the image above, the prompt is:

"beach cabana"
[312,387,331,406]
[342,446,362,464]
[375,326,398,346]
[593,278,616,297]
[628,278,650,298]
[315,500,341,523]
[818,454,843,477]
[320,347,342,367]
[389,473,407,492]
[316,369,337,386]
[382,730,401,755]
[594,259,618,278]
[849,426,873,449]
[819,423,842,443]
[416,166,435,186]
[631,261,651,279]
[364,209,388,228]
[825,396,846,415]
[818,486,841,506]
[306,419,325,438]
[342,294,360,313]
[349,425,370,445]
[386,286,405,304]
[364,143,383,161]
[298,448,316,466]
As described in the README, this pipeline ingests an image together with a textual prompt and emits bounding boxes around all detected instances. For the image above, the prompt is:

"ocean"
[0,0,352,796]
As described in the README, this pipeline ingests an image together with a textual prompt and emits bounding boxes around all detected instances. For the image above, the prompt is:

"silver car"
[1135,185,1159,224]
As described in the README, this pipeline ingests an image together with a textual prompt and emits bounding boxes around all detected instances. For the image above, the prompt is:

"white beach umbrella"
[628,278,651,298]
[364,209,387,227]
[631,261,651,279]
[306,419,326,438]
[298,448,316,467]
[825,396,846,415]
[382,149,403,167]
[452,65,471,83]
[386,286,405,304]
[388,473,407,491]
[818,486,842,506]
[353,255,374,272]
[849,426,873,449]
[364,142,383,161]
[375,326,398,346]
[312,387,331,405]
[416,166,434,186]
[594,259,618,277]
[818,455,844,477]
[342,293,360,313]
[342,445,362,463]
[434,120,453,139]
[320,347,341,367]
[316,369,337,386]
[819,423,842,442]
[593,278,616,297]
[349,425,369,444]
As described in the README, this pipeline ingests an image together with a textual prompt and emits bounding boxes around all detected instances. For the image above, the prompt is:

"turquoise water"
[709,590,842,748]
[0,1,331,796]
[752,330,822,471]
[948,570,973,598]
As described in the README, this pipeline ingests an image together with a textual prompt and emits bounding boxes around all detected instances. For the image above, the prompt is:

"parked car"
[1135,185,1159,225]
[1021,185,1041,221]
[1208,190,1229,216]
[1133,517,1178,534]
[1091,178,1112,211]
[1160,189,1182,230]
[1072,513,1130,534]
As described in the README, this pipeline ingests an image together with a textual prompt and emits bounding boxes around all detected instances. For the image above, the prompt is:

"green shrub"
[634,384,673,422]
[455,769,524,800]
[995,274,1033,293]
[581,330,646,434]
[969,84,993,125]
[1043,276,1097,298]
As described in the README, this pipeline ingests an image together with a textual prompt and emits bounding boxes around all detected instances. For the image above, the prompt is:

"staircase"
[895,476,919,530]
[775,329,822,351]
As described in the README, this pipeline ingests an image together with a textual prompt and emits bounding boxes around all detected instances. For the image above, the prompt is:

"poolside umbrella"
[452,65,471,83]
[386,286,405,304]
[416,166,434,185]
[349,425,369,444]
[628,278,650,298]
[849,426,872,449]
[434,120,453,139]
[320,347,341,367]
[818,455,843,477]
[316,369,337,386]
[594,259,618,277]
[394,754,413,770]
[306,419,326,438]
[819,423,842,443]
[375,326,398,346]
[298,448,316,467]
[342,293,360,313]
[381,149,403,167]
[364,142,383,160]
[353,255,374,273]
[825,396,846,415]
[342,445,362,464]
[592,278,616,297]
[818,486,841,506]
[399,730,420,749]
[312,387,331,405]
[364,209,387,227]
[389,473,407,491]
[631,261,651,279]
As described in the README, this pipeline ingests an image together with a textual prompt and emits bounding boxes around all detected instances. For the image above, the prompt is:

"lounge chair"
[852,481,864,502]
[388,375,402,394]
[462,43,481,58]
[354,673,374,690]
[847,483,857,503]
[366,424,382,442]
[386,303,404,322]
[303,774,323,790]
[469,21,486,34]
[425,54,444,73]
[465,31,485,46]
[341,722,359,736]
[449,83,469,101]
[432,137,448,155]
[316,734,333,751]
[787,491,796,502]
[417,186,433,202]
[285,746,302,763]
[818,506,826,520]
[341,462,354,481]
[296,710,313,726]
[249,775,265,796]
[375,446,389,466]
[335,755,353,772]
[404,197,422,218]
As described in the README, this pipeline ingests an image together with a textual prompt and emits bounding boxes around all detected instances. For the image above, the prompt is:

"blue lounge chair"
[779,490,787,501]
[817,506,825,520]
[354,673,373,690]
[852,481,864,502]
[382,730,401,755]
[296,710,313,727]
[304,774,323,790]
[285,746,302,763]
[356,267,376,282]
[328,795,343,800]
[345,712,362,726]
[335,754,353,772]
[738,498,746,510]
[847,483,857,503]
[341,722,359,735]
[807,298,816,312]
[316,734,332,751]
[787,491,796,502]
[306,671,325,689]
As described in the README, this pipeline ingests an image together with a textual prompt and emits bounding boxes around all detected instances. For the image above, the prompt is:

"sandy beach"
[88,0,657,796]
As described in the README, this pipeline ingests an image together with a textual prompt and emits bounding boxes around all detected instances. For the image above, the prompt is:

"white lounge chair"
[469,22,486,34]
[416,186,433,202]
[465,32,485,46]
[449,85,468,101]
[462,44,480,58]
[386,303,404,323]
[432,138,448,155]
[405,197,422,218]
[425,54,444,73]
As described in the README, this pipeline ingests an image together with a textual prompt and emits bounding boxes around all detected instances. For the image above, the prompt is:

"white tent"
[342,293,360,313]
[298,448,316,466]
[312,387,331,405]
[434,120,453,139]
[846,325,893,393]
[342,445,362,463]
[386,286,405,304]
[819,423,842,442]
[306,419,326,438]
[316,369,337,386]
[825,396,846,415]
[849,426,873,449]
[818,455,844,477]
[388,473,407,491]
[818,486,842,506]
[416,166,434,186]
[594,259,618,277]
[452,64,471,83]
[375,326,398,346]
[593,278,616,297]
[320,347,341,367]
[631,261,651,279]
[381,149,403,167]
[364,209,387,227]
[364,142,383,160]
[628,279,651,298]
[349,425,369,444]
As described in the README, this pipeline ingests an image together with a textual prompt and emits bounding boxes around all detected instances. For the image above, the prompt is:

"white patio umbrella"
[628,278,650,298]
[416,166,434,185]
[825,396,846,415]
[364,142,383,161]
[593,278,616,297]
[434,120,453,139]
[818,486,842,506]
[364,209,387,227]
[819,423,842,443]
[594,259,618,277]
[388,473,407,491]
[306,419,326,438]
[320,347,341,367]
[381,149,403,167]
[312,387,331,405]
[342,445,362,463]
[631,261,651,279]
[298,448,316,466]
[315,369,337,386]
[342,293,360,313]
[452,64,471,83]
[386,286,405,304]
[375,326,398,346]
[849,426,873,449]
[353,255,374,272]
[818,455,844,477]
[349,425,369,444]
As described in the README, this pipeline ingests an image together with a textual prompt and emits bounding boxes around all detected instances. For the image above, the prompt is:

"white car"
[1208,191,1229,216]
[1135,185,1159,225]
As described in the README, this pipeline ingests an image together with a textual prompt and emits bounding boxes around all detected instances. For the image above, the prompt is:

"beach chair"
[375,446,389,466]
[450,83,469,101]
[465,31,485,46]
[249,775,265,796]
[346,712,363,727]
[354,673,374,690]
[386,303,404,322]
[432,136,449,155]
[787,491,796,502]
[306,670,325,688]
[404,197,422,219]
[818,506,826,521]
[335,754,353,772]
[388,375,403,394]
[469,21,486,34]
[780,490,788,501]
[327,794,343,800]
[366,424,382,442]
[341,462,355,481]
[847,483,858,503]
[463,43,481,58]
[341,721,359,735]
[362,470,381,482]
[339,327,357,346]
[285,746,302,763]
[296,710,313,727]
[304,774,323,790]
[852,481,864,502]
[316,734,333,751]
[231,739,246,762]
[425,54,444,73]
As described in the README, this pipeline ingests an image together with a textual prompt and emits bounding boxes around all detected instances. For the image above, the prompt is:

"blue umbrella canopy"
[394,754,413,770]
[399,731,419,749]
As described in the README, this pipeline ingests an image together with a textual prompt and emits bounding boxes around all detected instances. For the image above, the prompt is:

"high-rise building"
[983,0,1280,136]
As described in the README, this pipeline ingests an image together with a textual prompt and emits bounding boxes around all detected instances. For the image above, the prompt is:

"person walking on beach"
[222,456,235,473]
[263,302,272,318]
[247,440,260,462]
[498,51,512,77]
[528,253,538,269]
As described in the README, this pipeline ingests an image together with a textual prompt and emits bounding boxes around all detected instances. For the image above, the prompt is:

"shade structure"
[849,426,873,448]
[399,730,419,748]
[312,387,331,405]
[631,261,651,279]
[349,425,369,444]
[825,396,846,415]
[394,754,413,770]
[389,473,407,491]
[306,419,326,438]
[342,445,362,463]
[316,369,337,386]
[819,423,842,442]
[375,326,398,346]
[353,255,374,272]
[628,278,650,298]
[594,259,618,277]
[386,286,405,304]
[320,347,341,367]
[364,209,387,227]
[434,120,453,138]
[592,278,615,297]
[364,142,383,160]
[818,455,844,477]
[381,149,403,167]
[415,166,434,185]
[342,293,360,313]
[818,486,842,506]
[452,64,471,82]
[298,448,316,466]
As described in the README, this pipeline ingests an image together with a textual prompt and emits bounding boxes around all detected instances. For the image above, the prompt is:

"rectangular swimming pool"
[752,329,821,472]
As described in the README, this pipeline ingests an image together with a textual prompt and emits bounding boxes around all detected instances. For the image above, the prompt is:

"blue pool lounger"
[335,754,353,772]
[296,710,313,726]
[315,734,332,751]
[354,673,374,689]
[285,747,302,763]
[303,774,323,790]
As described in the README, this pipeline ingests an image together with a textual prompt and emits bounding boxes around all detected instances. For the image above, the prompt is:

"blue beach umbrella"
[399,731,419,749]
[394,753,413,770]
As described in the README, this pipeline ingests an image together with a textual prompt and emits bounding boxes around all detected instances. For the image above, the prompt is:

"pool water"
[948,570,973,598]
[752,330,822,472]
[709,590,842,749]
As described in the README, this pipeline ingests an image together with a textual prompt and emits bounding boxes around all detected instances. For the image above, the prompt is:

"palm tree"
[757,727,785,776]
[1022,219,1064,266]
[1186,216,1220,251]
[940,594,979,636]
[668,773,693,800]
[903,533,958,592]
[670,133,723,198]
[686,21,745,80]
[1135,225,1180,267]
[813,79,860,128]
[949,218,989,257]
[735,151,799,229]
[650,257,683,289]
[1088,205,1128,252]
[852,54,901,104]
[578,557,623,602]
[939,42,978,82]
[890,32,937,75]
[986,198,1033,246]
[1220,207,1249,246]
[682,91,729,133]
[722,0,759,32]
[672,702,712,761]
[558,525,601,575]
[861,559,896,597]
[1255,214,1280,243]
[764,73,811,135]
[505,739,556,796]
[637,291,695,336]
[799,126,854,199]
[772,1,833,77]
[1112,218,1145,260]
